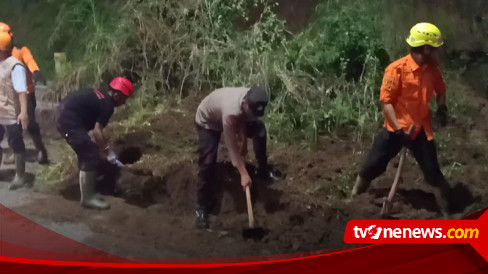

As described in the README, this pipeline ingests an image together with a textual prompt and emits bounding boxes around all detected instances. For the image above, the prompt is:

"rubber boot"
[32,132,49,164]
[3,152,14,165]
[351,175,371,198]
[195,207,209,229]
[9,153,27,190]
[79,171,110,210]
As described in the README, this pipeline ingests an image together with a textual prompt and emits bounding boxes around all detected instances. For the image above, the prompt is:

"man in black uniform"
[56,77,134,210]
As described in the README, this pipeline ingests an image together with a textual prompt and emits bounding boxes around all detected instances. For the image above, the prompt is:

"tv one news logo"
[344,220,483,244]
[345,213,488,261]
[352,225,479,240]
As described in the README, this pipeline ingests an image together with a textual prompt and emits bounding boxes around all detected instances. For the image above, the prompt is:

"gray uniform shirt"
[195,87,255,169]
[195,87,250,131]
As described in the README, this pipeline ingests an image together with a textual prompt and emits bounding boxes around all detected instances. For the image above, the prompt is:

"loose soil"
[1,82,487,260]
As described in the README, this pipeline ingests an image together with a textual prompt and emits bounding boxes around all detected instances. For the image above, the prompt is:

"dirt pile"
[53,89,483,256]
[12,83,485,258]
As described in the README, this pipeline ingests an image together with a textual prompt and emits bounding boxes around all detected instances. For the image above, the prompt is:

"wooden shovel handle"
[386,125,415,203]
[245,186,254,228]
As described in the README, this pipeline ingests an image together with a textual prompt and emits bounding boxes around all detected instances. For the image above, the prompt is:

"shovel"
[381,125,415,217]
[115,160,124,167]
[242,186,266,241]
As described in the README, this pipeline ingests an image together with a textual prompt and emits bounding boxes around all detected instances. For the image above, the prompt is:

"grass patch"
[37,140,77,191]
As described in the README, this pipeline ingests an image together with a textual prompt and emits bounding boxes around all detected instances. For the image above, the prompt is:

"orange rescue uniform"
[379,54,445,141]
[12,46,40,94]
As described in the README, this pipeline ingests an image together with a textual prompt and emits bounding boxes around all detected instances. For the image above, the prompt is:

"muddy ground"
[1,82,487,260]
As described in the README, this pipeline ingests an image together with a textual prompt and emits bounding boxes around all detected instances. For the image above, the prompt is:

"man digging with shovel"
[351,23,452,217]
[55,77,134,210]
[194,86,279,229]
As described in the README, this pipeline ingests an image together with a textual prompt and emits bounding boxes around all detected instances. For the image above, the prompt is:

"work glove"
[107,149,117,164]
[33,71,47,86]
[436,104,448,127]
[393,129,412,146]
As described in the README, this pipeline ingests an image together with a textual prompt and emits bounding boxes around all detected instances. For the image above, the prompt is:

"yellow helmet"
[0,31,12,51]
[406,22,443,48]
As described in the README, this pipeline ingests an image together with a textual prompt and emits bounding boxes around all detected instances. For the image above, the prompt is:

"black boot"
[248,120,280,181]
[351,175,371,198]
[195,207,209,229]
[37,149,49,165]
[31,132,49,164]
[256,166,281,181]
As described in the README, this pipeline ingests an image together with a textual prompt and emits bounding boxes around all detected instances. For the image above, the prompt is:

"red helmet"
[109,77,134,96]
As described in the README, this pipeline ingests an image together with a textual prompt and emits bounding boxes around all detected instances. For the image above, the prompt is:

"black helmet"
[246,85,268,117]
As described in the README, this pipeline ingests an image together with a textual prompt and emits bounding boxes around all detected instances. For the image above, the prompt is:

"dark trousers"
[56,115,101,172]
[27,93,44,149]
[0,124,26,153]
[359,128,450,195]
[196,120,268,209]
[4,93,45,152]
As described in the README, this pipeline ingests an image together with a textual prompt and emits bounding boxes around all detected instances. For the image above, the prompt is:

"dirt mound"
[27,83,487,258]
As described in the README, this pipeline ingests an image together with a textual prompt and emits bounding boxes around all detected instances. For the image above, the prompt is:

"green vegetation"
[2,0,487,143]
[38,0,386,143]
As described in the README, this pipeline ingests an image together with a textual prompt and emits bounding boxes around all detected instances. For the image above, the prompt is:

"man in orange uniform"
[351,23,451,216]
[0,22,48,164]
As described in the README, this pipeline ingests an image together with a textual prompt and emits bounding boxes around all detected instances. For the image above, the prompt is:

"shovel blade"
[242,227,267,241]
[381,198,390,217]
